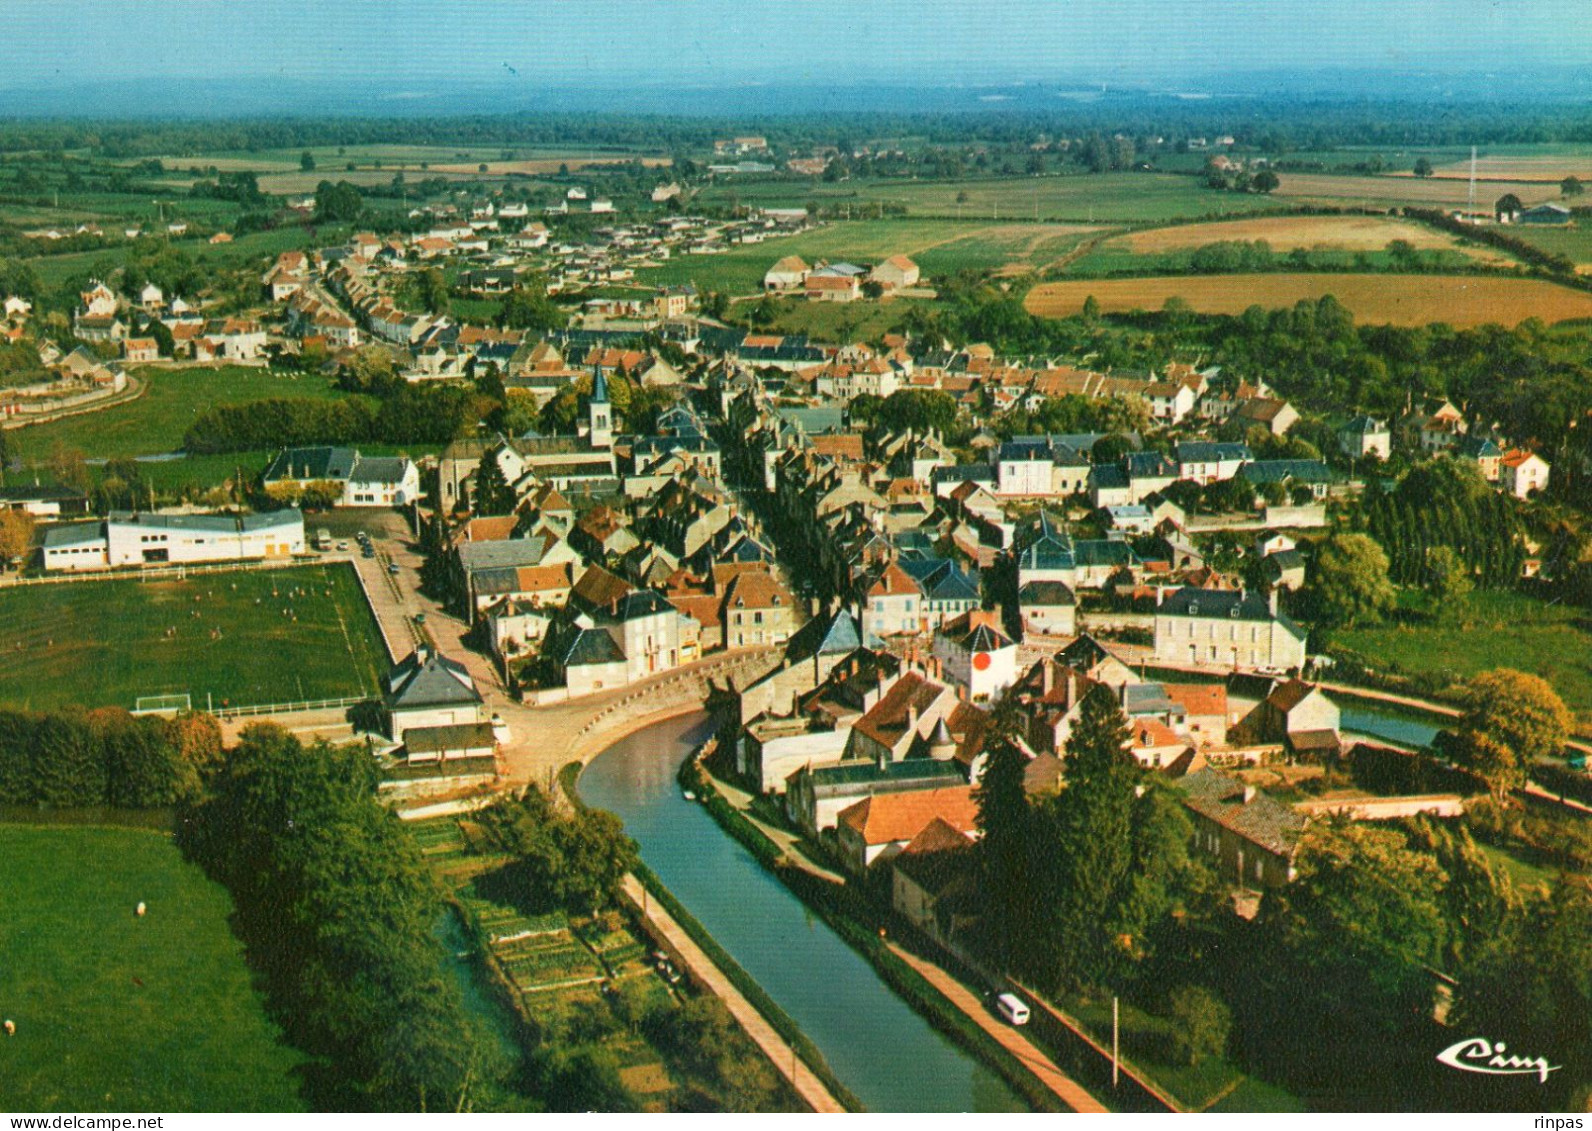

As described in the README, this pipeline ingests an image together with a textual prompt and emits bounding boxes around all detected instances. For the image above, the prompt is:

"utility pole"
[1112,995,1120,1088]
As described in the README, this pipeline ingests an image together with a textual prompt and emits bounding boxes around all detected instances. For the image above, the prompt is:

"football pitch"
[0,563,390,713]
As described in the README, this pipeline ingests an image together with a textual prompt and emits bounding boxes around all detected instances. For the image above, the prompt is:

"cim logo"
[971,651,992,672]
[1436,1037,1560,1084]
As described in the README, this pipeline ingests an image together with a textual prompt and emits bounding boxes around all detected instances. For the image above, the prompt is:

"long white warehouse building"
[42,510,305,571]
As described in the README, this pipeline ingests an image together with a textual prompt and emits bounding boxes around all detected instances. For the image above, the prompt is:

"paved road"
[622,874,847,1114]
[886,944,1109,1114]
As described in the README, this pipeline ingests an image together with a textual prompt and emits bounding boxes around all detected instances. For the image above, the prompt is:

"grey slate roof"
[1240,459,1336,485]
[563,626,625,666]
[1339,415,1387,435]
[1175,441,1252,464]
[1125,452,1176,479]
[1179,768,1306,858]
[459,536,549,573]
[42,522,107,548]
[387,652,482,709]
[1073,539,1138,567]
[1157,587,1306,641]
[265,446,359,482]
[350,455,410,484]
[1018,579,1078,607]
[786,607,866,661]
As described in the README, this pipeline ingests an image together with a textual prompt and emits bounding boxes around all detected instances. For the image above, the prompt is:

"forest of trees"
[183,384,478,454]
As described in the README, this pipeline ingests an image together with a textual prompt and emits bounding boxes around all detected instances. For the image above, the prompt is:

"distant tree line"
[15,100,1592,162]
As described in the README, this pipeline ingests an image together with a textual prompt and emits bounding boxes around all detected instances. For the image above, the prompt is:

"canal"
[576,695,1449,1114]
[579,711,1026,1114]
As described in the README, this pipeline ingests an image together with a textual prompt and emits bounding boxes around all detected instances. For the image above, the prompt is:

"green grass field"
[731,294,935,341]
[6,365,349,467]
[637,217,1099,294]
[22,223,332,294]
[0,824,305,1111]
[1330,589,1592,723]
[0,563,389,712]
[700,172,1287,224]
[1506,223,1592,267]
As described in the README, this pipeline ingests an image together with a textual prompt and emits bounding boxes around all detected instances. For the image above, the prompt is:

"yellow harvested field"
[1116,215,1487,255]
[1273,173,1559,208]
[432,157,672,175]
[1024,273,1592,327]
[1422,154,1592,182]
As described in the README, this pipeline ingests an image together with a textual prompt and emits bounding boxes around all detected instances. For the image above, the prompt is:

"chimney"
[1156,586,1165,607]
[1242,785,1257,804]
[1268,588,1279,617]
[414,645,431,666]
[907,703,919,734]
[1042,660,1055,696]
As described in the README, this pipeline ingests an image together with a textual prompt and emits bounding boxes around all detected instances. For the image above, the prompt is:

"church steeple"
[588,363,613,450]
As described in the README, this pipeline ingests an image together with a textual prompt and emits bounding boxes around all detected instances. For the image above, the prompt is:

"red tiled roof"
[853,672,946,750]
[1164,683,1227,718]
[837,785,977,845]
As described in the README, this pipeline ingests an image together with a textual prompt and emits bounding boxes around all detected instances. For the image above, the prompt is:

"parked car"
[388,563,401,575]
[995,992,1030,1026]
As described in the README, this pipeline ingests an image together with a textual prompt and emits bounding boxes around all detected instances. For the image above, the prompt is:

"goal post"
[132,692,192,717]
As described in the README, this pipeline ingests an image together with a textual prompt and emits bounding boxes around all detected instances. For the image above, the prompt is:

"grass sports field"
[0,824,304,1110]
[1024,272,1592,327]
[0,563,389,712]
[5,364,348,467]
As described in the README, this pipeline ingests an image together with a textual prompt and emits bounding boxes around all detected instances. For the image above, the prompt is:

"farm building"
[763,256,809,292]
[870,255,921,291]
[1518,202,1572,225]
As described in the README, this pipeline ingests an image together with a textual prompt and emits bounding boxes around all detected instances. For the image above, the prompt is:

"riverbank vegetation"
[420,784,808,1112]
[178,725,521,1111]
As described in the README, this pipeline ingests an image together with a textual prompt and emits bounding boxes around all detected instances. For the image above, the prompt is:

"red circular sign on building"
[972,652,992,671]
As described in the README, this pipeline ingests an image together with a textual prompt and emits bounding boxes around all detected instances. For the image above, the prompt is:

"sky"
[2,0,1590,94]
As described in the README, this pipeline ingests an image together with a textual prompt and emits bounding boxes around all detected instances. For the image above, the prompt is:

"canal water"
[1338,703,1443,749]
[577,697,1447,1114]
[579,712,1026,1114]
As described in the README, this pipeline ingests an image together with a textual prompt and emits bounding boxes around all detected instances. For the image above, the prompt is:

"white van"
[995,993,1030,1026]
